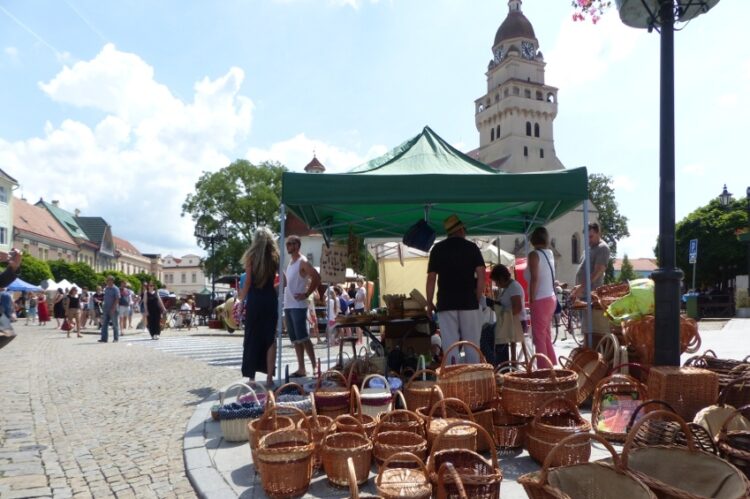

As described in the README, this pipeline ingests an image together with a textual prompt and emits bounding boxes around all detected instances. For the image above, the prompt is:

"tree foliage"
[97,271,142,293]
[132,271,163,289]
[619,254,638,282]
[674,198,748,288]
[47,260,100,289]
[182,159,286,277]
[18,253,53,284]
[588,173,630,283]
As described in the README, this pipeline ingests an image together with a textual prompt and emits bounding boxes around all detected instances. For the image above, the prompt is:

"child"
[25,293,38,325]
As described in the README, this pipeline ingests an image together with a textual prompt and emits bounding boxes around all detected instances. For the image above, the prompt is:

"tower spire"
[509,0,522,13]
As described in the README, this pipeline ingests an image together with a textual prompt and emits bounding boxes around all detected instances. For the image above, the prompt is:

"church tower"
[475,0,564,173]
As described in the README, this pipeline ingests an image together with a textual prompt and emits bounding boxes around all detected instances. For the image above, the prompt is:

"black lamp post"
[746,187,750,300]
[615,0,719,366]
[194,224,229,310]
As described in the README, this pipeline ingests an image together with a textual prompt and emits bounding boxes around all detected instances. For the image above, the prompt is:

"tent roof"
[282,126,588,240]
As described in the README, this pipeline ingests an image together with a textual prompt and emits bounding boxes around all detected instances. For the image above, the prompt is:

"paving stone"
[3,487,53,498]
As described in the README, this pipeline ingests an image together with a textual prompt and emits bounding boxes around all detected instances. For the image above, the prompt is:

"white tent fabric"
[39,278,59,290]
[478,243,515,266]
[55,279,80,292]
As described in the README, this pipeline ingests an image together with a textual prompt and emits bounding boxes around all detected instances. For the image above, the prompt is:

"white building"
[161,254,230,296]
[0,169,18,253]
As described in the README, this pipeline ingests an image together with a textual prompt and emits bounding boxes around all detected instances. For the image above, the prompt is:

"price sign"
[320,244,348,283]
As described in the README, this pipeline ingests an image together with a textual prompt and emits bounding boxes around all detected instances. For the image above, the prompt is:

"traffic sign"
[689,239,698,264]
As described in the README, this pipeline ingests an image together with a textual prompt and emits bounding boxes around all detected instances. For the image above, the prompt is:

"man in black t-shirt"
[426,215,485,363]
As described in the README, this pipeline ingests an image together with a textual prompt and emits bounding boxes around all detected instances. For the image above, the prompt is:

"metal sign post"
[689,239,698,290]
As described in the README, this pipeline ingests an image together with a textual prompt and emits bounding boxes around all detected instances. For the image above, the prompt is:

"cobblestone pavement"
[0,320,239,499]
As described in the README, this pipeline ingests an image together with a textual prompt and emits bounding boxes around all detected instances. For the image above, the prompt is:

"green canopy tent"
[274,126,595,379]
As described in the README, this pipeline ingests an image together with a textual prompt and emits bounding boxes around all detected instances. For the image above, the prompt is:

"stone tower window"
[523,146,528,157]
[504,88,509,97]
[536,91,543,101]
[491,128,495,141]
[540,148,544,158]
[534,123,540,137]
[496,125,501,138]
[513,87,519,96]
[495,94,500,103]
[524,89,531,98]
[525,122,532,136]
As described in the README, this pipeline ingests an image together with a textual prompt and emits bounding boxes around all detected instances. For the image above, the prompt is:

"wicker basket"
[343,386,378,438]
[526,397,592,467]
[299,400,334,472]
[436,463,468,499]
[427,420,502,499]
[625,400,718,455]
[347,457,383,499]
[646,366,719,421]
[377,407,425,437]
[518,432,657,499]
[451,401,495,452]
[494,360,527,397]
[256,410,315,498]
[248,405,296,469]
[218,383,265,442]
[591,368,648,443]
[321,417,373,487]
[359,374,394,418]
[491,398,528,448]
[501,354,578,417]
[559,347,609,405]
[375,452,431,499]
[719,404,750,479]
[622,410,750,499]
[314,370,351,418]
[426,397,477,452]
[623,315,702,367]
[273,382,313,423]
[404,369,437,411]
[372,413,428,465]
[685,351,750,408]
[437,341,495,411]
[694,377,750,440]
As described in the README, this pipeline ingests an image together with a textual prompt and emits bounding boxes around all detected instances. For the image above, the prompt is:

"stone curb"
[183,392,237,499]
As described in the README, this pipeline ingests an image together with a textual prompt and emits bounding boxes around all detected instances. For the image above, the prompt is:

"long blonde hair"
[242,227,280,288]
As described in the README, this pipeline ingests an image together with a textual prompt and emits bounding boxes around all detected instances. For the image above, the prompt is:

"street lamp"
[194,223,229,310]
[615,0,720,366]
[719,184,733,207]
[746,187,750,301]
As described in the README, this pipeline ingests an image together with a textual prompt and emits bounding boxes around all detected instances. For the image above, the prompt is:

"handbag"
[61,319,72,331]
[493,305,523,344]
[538,249,562,313]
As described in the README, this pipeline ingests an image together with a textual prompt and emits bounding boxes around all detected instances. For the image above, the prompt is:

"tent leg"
[583,200,593,348]
[277,204,286,383]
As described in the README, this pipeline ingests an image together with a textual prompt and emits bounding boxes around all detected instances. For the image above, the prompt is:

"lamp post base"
[651,267,684,366]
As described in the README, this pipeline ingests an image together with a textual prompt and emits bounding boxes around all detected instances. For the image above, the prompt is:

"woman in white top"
[523,226,557,367]
[353,278,367,345]
[489,264,527,364]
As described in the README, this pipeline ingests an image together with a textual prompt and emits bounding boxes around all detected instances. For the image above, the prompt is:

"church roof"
[304,156,325,173]
[494,7,537,46]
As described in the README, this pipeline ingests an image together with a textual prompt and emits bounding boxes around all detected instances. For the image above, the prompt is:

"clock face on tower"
[521,41,535,60]
[494,47,504,63]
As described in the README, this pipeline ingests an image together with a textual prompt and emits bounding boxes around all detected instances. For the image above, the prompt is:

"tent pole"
[276,204,287,382]
[583,200,593,348]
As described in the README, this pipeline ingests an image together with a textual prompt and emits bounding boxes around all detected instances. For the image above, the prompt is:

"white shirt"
[524,248,555,300]
[283,255,309,309]
[354,286,366,311]
[498,280,528,321]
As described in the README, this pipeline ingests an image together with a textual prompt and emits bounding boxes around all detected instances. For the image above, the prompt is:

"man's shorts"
[118,306,130,316]
[284,308,310,344]
[66,308,80,320]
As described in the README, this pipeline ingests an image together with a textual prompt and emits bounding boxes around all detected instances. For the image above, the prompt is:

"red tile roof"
[614,258,658,272]
[113,235,142,256]
[13,197,77,248]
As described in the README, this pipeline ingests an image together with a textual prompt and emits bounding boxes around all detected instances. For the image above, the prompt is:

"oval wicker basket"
[341,386,377,438]
[591,367,648,443]
[321,417,373,487]
[490,398,528,449]
[359,374,394,418]
[502,353,578,417]
[526,397,592,467]
[218,383,265,442]
[719,404,750,480]
[273,382,313,423]
[426,397,477,453]
[372,413,428,465]
[298,400,334,472]
[404,369,437,412]
[314,370,351,418]
[375,452,431,499]
[248,405,295,470]
[437,341,495,411]
[559,347,609,405]
[376,406,425,437]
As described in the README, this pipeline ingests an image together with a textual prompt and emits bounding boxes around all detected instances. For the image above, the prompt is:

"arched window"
[540,148,544,158]
[534,123,540,137]
[536,91,543,101]
[495,94,500,103]
[525,122,532,136]
[491,128,495,141]
[547,92,556,103]
[523,146,528,157]
[571,233,580,264]
[496,125,501,138]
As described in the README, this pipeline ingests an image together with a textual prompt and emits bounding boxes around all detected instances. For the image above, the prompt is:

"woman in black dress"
[52,288,65,328]
[143,282,166,339]
[237,227,279,387]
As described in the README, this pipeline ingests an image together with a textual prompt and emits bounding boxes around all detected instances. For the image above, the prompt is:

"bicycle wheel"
[568,309,586,346]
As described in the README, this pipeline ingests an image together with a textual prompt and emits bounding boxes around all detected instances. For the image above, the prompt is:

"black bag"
[402,220,436,252]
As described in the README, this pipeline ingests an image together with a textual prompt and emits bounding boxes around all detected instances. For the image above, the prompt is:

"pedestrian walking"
[25,292,38,326]
[52,288,65,328]
[426,214,486,364]
[92,286,104,327]
[118,282,132,333]
[99,276,121,343]
[237,227,280,387]
[524,226,557,367]
[79,287,90,329]
[143,282,166,340]
[37,291,50,326]
[64,288,83,338]
[282,235,321,378]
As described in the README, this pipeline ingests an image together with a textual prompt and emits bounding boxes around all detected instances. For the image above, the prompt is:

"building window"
[536,91,543,101]
[504,88,509,97]
[181,273,186,284]
[494,94,499,103]
[571,233,580,264]
[191,273,197,283]
[547,93,556,103]
[525,122,531,136]
[0,186,6,204]
[490,128,495,141]
[540,148,544,158]
[523,146,528,157]
[534,123,540,137]
[512,87,519,96]
[496,125,501,139]
[524,89,531,98]
[0,227,6,245]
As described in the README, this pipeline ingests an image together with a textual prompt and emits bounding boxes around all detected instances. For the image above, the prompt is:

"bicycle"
[553,291,584,346]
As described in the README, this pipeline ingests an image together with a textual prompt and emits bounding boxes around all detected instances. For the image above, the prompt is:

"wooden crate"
[647,366,718,421]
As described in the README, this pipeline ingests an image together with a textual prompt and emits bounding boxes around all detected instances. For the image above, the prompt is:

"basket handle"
[427,420,497,472]
[350,385,364,421]
[274,382,305,397]
[684,327,701,354]
[417,353,427,372]
[219,382,259,406]
[317,369,349,389]
[622,409,696,469]
[394,390,408,411]
[718,377,750,407]
[362,373,391,392]
[375,452,429,488]
[624,399,677,434]
[334,414,368,437]
[407,369,437,387]
[423,385,445,415]
[528,353,555,373]
[728,364,750,377]
[537,433,623,485]
[531,396,581,425]
[719,404,750,441]
[347,457,360,499]
[440,340,487,369]
[437,462,468,499]
[704,349,718,358]
[494,359,527,374]
[378,409,422,427]
[426,397,475,434]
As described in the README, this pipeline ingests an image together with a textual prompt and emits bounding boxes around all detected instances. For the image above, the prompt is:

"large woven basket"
[558,347,609,405]
[218,382,265,442]
[718,404,750,479]
[501,354,578,417]
[376,407,425,437]
[343,385,378,438]
[694,377,750,440]
[451,400,495,452]
[298,400,334,472]
[359,374,394,418]
[526,397,592,467]
[591,366,648,443]
[273,382,313,423]
[375,452,431,499]
[372,414,428,465]
[321,417,373,487]
[426,397,477,453]
[685,351,750,408]
[622,410,750,499]
[427,420,502,499]
[436,462,468,499]
[437,341,495,411]
[625,400,717,455]
[314,370,351,418]
[518,432,657,499]
[404,369,437,412]
[646,366,719,421]
[490,398,528,449]
[256,410,315,498]
[248,405,296,469]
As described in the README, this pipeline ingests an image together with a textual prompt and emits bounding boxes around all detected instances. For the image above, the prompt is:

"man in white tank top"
[283,235,321,377]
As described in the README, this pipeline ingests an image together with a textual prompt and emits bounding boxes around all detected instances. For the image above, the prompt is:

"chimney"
[74,209,80,217]
[52,200,60,207]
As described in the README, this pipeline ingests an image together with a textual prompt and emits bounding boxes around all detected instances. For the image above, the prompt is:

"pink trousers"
[530,295,557,368]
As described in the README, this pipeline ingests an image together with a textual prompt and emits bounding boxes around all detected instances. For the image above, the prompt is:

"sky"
[1,0,748,261]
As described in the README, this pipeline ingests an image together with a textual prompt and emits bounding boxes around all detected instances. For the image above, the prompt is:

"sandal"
[289,371,306,378]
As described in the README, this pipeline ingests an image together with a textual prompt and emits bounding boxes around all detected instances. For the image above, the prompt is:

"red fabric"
[530,295,556,367]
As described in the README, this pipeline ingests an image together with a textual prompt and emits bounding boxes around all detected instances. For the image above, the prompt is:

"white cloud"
[4,46,18,61]
[717,93,739,108]
[0,44,253,255]
[247,133,386,173]
[618,224,658,259]
[612,174,635,192]
[681,163,705,176]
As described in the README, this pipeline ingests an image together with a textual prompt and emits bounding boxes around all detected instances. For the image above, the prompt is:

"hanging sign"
[320,244,348,283]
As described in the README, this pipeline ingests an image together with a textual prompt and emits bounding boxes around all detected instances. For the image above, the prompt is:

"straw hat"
[443,214,465,235]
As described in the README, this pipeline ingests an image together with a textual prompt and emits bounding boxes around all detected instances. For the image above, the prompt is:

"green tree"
[47,260,98,289]
[17,253,54,284]
[588,173,630,282]
[673,198,748,287]
[182,159,286,277]
[133,271,163,289]
[619,254,638,282]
